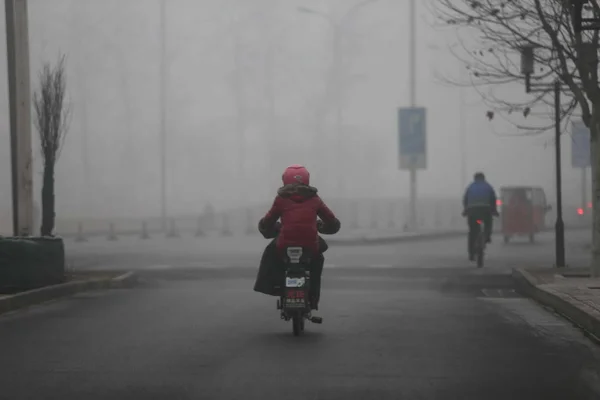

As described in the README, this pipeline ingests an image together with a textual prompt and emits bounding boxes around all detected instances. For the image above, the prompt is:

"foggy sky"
[0,0,587,229]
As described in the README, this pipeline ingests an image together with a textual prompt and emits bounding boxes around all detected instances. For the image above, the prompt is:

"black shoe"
[310,296,319,310]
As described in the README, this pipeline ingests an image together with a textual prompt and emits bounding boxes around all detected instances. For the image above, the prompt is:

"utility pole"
[554,79,566,267]
[333,26,344,195]
[5,0,33,237]
[232,13,246,184]
[459,67,467,191]
[582,167,588,213]
[428,42,466,192]
[408,0,417,230]
[71,2,90,220]
[264,34,276,192]
[298,1,378,196]
[79,75,90,217]
[159,0,167,232]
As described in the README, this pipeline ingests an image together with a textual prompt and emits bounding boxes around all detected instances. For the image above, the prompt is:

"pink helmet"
[282,164,310,186]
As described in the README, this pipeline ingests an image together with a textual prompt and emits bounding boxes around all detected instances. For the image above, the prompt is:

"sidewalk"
[513,267,600,342]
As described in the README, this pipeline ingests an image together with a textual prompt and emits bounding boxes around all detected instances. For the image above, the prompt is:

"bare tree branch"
[34,54,71,166]
[432,0,600,275]
[431,0,600,136]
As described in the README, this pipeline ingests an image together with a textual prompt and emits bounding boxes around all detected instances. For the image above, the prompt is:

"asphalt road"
[1,229,599,399]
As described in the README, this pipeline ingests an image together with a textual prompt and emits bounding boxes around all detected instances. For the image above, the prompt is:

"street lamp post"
[459,64,467,191]
[159,0,167,233]
[298,1,378,196]
[428,43,468,192]
[297,7,344,195]
[521,45,565,267]
[407,0,418,231]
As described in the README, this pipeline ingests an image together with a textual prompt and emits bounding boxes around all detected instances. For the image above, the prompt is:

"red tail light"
[577,208,584,215]
[496,199,502,206]
[286,289,305,299]
[476,220,482,224]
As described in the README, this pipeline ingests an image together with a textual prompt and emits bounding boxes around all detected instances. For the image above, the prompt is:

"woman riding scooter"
[254,164,340,310]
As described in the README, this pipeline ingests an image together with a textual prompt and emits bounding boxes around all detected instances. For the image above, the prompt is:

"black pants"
[467,208,492,255]
[307,254,324,306]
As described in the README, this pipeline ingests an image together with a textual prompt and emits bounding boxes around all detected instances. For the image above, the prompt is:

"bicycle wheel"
[476,231,484,268]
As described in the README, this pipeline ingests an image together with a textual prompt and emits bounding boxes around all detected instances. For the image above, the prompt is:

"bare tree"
[33,54,71,237]
[433,0,600,275]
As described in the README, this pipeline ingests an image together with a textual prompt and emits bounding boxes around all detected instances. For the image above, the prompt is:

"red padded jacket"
[259,184,339,255]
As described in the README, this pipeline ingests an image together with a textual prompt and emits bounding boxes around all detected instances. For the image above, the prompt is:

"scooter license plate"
[285,289,306,307]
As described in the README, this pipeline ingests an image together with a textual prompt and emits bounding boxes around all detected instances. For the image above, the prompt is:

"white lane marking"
[481,288,501,298]
[324,263,394,269]
[144,264,174,270]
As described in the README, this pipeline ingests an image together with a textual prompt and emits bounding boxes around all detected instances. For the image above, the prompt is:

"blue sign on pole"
[571,121,590,168]
[398,107,427,170]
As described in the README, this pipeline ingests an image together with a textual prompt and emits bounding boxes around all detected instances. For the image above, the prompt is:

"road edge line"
[0,271,138,317]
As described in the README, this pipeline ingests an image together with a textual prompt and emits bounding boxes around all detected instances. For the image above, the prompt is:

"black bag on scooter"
[253,235,328,297]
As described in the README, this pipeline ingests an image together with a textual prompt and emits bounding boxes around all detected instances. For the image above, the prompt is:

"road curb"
[512,268,600,343]
[327,230,464,246]
[328,224,590,246]
[0,271,138,317]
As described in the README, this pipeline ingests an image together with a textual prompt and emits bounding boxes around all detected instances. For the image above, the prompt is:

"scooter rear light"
[286,289,305,299]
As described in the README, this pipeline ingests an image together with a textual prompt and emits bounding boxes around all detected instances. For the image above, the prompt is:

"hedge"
[0,236,65,293]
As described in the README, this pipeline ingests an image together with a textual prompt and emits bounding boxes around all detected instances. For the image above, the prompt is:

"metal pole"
[408,0,417,230]
[265,38,275,189]
[582,167,588,212]
[6,0,18,235]
[554,79,566,267]
[159,0,167,233]
[232,15,246,183]
[80,83,90,216]
[5,0,33,237]
[71,4,90,221]
[333,24,344,195]
[459,68,467,191]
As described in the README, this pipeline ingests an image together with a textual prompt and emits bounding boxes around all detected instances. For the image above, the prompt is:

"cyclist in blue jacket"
[462,172,499,260]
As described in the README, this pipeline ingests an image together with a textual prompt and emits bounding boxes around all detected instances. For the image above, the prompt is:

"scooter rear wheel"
[292,315,302,336]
